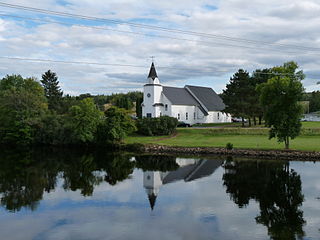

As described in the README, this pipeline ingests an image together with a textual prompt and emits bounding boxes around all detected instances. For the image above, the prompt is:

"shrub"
[226,142,234,150]
[136,116,178,136]
[95,106,136,145]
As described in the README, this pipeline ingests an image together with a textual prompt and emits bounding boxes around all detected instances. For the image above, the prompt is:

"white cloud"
[0,0,320,95]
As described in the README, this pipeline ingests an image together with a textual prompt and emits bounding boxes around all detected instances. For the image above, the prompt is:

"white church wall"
[171,105,197,124]
[194,111,232,124]
[142,83,163,118]
[160,94,172,117]
[143,171,163,196]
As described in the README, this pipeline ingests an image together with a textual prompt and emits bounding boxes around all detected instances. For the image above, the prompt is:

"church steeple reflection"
[139,156,223,211]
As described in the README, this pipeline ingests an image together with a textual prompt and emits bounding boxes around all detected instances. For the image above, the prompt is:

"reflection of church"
[143,158,223,210]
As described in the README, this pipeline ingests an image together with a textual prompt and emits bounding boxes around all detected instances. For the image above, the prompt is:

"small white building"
[142,62,231,124]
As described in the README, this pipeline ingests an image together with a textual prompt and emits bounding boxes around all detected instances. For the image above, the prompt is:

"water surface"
[0,149,319,240]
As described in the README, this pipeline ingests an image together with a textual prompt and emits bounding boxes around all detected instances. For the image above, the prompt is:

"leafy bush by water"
[136,116,178,136]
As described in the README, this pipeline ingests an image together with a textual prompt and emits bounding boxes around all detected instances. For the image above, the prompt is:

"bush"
[226,142,233,150]
[95,106,136,145]
[136,116,178,136]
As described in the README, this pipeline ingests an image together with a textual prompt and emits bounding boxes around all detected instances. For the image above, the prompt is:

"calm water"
[0,149,319,240]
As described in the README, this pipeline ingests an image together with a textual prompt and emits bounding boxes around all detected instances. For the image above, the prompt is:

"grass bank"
[125,122,320,152]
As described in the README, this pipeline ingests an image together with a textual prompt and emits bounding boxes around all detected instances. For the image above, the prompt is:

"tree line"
[0,149,177,212]
[0,70,141,146]
[222,61,306,149]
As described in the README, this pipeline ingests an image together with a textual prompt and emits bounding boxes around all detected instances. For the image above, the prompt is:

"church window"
[147,113,152,118]
[186,112,188,120]
[165,104,168,111]
[194,112,196,119]
[178,113,180,120]
[147,93,151,98]
[160,112,162,117]
[218,112,220,120]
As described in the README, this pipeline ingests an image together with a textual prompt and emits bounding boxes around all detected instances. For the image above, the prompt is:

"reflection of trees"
[223,160,305,240]
[0,149,182,212]
[0,150,60,212]
[0,148,135,212]
[62,154,103,196]
[135,155,179,172]
[98,152,135,186]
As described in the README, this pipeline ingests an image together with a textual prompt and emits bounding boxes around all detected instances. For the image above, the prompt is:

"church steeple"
[148,62,158,80]
[148,193,157,211]
[147,62,160,84]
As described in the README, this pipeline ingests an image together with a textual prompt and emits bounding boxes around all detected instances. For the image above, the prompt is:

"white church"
[142,62,231,124]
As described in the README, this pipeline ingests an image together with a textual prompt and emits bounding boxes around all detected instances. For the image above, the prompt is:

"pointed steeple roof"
[148,62,158,80]
[148,193,157,210]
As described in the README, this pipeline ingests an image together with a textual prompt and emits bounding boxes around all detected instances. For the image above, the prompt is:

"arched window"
[186,112,188,120]
[178,113,180,120]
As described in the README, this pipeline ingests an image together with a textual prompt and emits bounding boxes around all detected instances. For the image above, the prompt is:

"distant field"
[301,121,320,129]
[126,122,320,151]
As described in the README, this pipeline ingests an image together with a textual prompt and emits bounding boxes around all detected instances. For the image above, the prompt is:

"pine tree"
[41,70,63,111]
[222,69,252,127]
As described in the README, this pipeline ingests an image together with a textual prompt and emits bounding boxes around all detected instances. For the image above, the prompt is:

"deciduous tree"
[258,61,305,149]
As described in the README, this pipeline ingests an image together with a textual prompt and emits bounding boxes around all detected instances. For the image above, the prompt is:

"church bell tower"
[142,62,163,118]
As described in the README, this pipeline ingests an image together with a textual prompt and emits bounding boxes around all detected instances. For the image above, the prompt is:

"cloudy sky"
[0,0,320,95]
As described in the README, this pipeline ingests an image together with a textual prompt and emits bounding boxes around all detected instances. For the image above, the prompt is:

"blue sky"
[0,0,320,95]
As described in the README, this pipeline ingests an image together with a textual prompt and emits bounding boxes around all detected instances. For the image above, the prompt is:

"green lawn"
[126,123,320,151]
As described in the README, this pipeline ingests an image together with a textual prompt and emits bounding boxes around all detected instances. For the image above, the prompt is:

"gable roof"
[162,86,208,115]
[185,85,225,111]
[162,86,198,105]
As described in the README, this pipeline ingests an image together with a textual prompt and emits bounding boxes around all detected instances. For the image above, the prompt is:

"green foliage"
[259,61,305,149]
[136,116,178,136]
[223,160,305,239]
[136,95,143,119]
[135,155,179,171]
[226,142,233,150]
[302,91,320,112]
[222,69,253,126]
[41,70,63,112]
[34,112,67,145]
[112,94,133,110]
[95,106,136,145]
[66,98,103,144]
[0,75,48,145]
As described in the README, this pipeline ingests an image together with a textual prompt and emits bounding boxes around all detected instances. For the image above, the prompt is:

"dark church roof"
[163,86,198,106]
[148,62,158,80]
[185,85,225,111]
[162,159,223,184]
[185,159,223,182]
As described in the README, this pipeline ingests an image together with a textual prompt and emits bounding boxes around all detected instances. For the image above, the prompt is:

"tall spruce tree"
[41,70,63,111]
[222,69,252,127]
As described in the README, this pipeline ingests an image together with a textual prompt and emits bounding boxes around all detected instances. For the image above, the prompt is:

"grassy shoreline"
[126,122,320,152]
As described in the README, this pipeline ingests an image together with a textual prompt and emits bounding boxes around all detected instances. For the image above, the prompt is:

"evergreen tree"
[250,68,272,125]
[136,95,143,118]
[222,69,252,127]
[41,70,63,111]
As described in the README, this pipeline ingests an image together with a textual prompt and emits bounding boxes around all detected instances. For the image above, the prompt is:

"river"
[0,148,319,239]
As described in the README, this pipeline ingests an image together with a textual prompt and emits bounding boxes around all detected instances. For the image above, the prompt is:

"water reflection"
[0,149,136,212]
[223,159,305,239]
[0,149,309,240]
[138,155,223,210]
